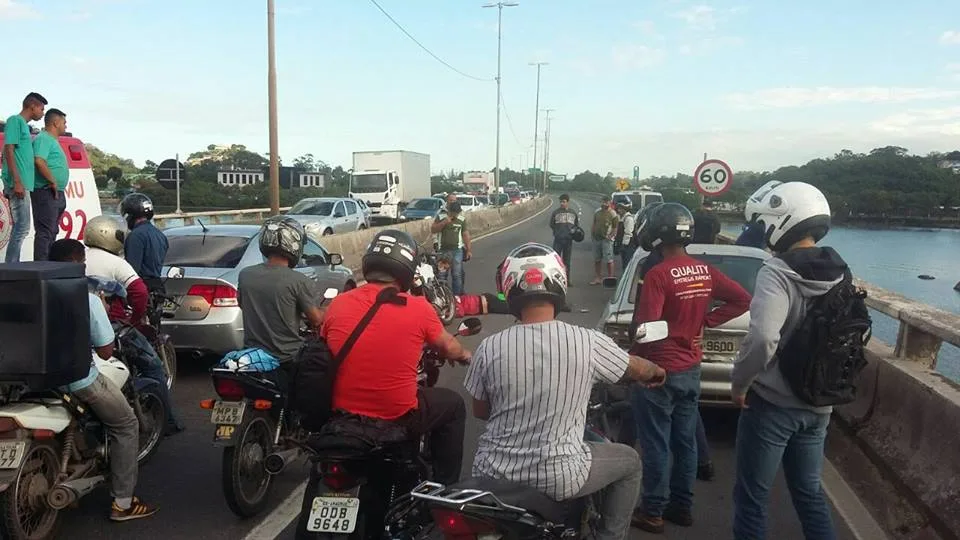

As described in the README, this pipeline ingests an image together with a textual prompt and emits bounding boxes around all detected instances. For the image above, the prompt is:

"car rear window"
[628,254,764,303]
[165,235,252,268]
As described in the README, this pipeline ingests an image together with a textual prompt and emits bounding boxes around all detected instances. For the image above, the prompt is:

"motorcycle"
[408,321,669,540]
[293,317,483,539]
[413,250,456,326]
[0,350,167,540]
[203,287,340,518]
[144,266,186,391]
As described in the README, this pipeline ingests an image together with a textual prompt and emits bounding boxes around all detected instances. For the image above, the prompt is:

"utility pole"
[541,108,554,189]
[529,61,547,192]
[483,2,519,193]
[267,0,280,215]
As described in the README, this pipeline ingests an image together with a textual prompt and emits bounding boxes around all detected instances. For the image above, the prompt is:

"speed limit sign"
[694,159,733,196]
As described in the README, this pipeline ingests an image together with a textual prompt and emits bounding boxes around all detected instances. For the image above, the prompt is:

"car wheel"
[322,228,333,236]
[358,224,367,230]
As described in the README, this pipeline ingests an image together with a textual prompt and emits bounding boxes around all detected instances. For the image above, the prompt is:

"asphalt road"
[59,196,859,539]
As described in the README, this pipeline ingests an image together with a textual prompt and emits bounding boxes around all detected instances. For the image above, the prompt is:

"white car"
[456,194,484,213]
[286,197,368,236]
[597,243,769,407]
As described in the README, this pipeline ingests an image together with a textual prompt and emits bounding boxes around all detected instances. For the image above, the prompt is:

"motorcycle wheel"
[0,441,62,540]
[136,385,167,464]
[436,283,456,326]
[156,340,177,391]
[222,411,276,518]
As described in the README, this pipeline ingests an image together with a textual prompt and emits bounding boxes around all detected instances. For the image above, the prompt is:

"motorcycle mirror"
[166,266,185,279]
[323,288,339,300]
[457,317,483,336]
[635,320,668,344]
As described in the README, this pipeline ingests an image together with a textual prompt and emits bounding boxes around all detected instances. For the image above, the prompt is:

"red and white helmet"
[496,242,568,317]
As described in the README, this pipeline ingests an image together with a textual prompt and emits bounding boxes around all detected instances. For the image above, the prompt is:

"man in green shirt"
[32,108,69,261]
[2,92,47,262]
[590,196,619,285]
[431,201,472,295]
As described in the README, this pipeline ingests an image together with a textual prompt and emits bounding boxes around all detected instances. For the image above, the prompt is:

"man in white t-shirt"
[464,246,666,540]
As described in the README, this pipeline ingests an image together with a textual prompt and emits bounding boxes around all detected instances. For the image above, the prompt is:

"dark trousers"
[553,237,573,280]
[31,187,66,261]
[410,387,466,484]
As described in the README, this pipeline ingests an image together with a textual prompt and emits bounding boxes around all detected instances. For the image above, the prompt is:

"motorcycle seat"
[450,477,569,524]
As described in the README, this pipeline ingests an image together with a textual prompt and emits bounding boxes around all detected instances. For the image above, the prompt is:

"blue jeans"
[733,391,835,540]
[121,328,183,430]
[632,365,701,515]
[3,188,31,263]
[440,247,465,295]
[696,410,711,465]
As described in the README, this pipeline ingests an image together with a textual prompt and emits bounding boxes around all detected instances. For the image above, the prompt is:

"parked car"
[159,224,356,357]
[596,243,769,407]
[286,197,368,236]
[399,197,444,221]
[354,197,373,223]
[456,194,483,213]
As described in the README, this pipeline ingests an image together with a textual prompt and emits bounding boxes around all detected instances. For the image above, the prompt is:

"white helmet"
[745,181,831,252]
[497,243,568,317]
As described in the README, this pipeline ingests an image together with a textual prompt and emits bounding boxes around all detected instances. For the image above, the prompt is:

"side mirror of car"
[328,253,343,267]
[166,266,184,279]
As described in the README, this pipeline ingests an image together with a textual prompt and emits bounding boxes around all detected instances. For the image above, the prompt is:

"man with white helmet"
[464,242,666,540]
[731,181,855,539]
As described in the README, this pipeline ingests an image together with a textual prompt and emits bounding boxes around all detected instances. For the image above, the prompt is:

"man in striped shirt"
[464,244,666,540]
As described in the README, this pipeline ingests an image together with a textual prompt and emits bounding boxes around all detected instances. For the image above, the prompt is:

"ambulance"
[0,123,103,261]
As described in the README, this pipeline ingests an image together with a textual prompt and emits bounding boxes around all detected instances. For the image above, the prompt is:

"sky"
[1,0,959,178]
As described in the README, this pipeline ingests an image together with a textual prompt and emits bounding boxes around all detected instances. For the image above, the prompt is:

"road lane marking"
[245,198,555,540]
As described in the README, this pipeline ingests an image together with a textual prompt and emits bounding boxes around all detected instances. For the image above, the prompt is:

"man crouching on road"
[464,246,666,540]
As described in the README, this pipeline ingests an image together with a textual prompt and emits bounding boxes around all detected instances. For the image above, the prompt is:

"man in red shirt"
[322,230,471,484]
[629,203,751,533]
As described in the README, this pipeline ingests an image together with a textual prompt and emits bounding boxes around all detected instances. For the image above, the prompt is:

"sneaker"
[589,278,602,286]
[663,504,694,527]
[631,510,664,533]
[697,461,715,481]
[110,497,158,522]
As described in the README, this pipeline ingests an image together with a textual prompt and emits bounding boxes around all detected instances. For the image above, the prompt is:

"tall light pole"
[541,108,554,189]
[483,1,519,193]
[267,0,280,215]
[529,61,547,192]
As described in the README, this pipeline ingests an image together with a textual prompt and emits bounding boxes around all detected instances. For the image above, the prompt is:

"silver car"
[286,197,369,236]
[597,243,769,407]
[159,224,357,357]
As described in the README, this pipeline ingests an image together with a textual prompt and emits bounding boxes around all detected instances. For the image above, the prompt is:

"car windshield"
[165,235,252,268]
[288,200,334,215]
[614,193,644,208]
[457,196,474,206]
[409,198,438,210]
[628,253,765,304]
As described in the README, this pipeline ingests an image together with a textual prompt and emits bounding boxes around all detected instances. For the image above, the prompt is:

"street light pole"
[541,108,554,188]
[529,61,547,193]
[267,0,280,215]
[483,2,518,194]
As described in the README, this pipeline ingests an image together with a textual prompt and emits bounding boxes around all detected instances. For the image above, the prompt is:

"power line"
[498,88,525,149]
[368,0,493,82]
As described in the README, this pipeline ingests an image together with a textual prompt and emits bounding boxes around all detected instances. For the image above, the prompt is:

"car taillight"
[430,508,497,539]
[320,462,358,491]
[68,144,83,161]
[214,378,245,400]
[187,284,239,307]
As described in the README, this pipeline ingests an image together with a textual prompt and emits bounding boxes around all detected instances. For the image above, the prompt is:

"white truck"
[350,150,431,221]
[462,171,495,195]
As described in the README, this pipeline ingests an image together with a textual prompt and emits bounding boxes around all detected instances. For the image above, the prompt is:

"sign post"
[693,158,733,198]
[156,157,188,213]
[615,178,630,192]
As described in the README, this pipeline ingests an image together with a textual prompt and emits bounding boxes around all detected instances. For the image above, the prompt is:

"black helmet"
[362,230,419,290]
[638,203,694,251]
[259,216,306,268]
[634,202,664,251]
[571,225,585,243]
[119,193,155,228]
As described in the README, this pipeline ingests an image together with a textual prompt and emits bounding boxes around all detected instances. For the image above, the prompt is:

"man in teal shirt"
[32,108,69,260]
[2,92,47,262]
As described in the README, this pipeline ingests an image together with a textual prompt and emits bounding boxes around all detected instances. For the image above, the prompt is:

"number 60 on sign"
[693,159,733,196]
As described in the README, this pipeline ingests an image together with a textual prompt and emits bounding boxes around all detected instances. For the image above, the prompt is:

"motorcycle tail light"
[431,508,498,538]
[320,462,358,491]
[214,378,245,400]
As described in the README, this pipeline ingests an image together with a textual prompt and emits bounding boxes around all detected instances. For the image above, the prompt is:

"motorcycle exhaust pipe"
[47,475,107,510]
[264,448,300,475]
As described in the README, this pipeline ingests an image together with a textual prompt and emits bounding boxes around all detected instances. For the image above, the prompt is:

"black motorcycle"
[293,317,483,539]
[143,266,186,390]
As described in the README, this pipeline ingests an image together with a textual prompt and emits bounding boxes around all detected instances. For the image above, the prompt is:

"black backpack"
[292,288,406,431]
[777,268,872,407]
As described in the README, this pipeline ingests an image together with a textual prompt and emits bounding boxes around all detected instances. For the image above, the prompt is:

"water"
[722,223,960,381]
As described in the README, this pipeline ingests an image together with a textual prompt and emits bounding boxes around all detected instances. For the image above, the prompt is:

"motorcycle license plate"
[210,401,245,425]
[162,298,179,312]
[0,441,26,469]
[306,496,360,533]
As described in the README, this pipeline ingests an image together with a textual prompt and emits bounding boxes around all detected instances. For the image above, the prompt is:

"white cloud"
[0,0,39,20]
[946,63,960,81]
[870,107,960,136]
[724,87,960,110]
[673,5,718,31]
[611,44,665,70]
[632,20,663,40]
[939,30,960,45]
